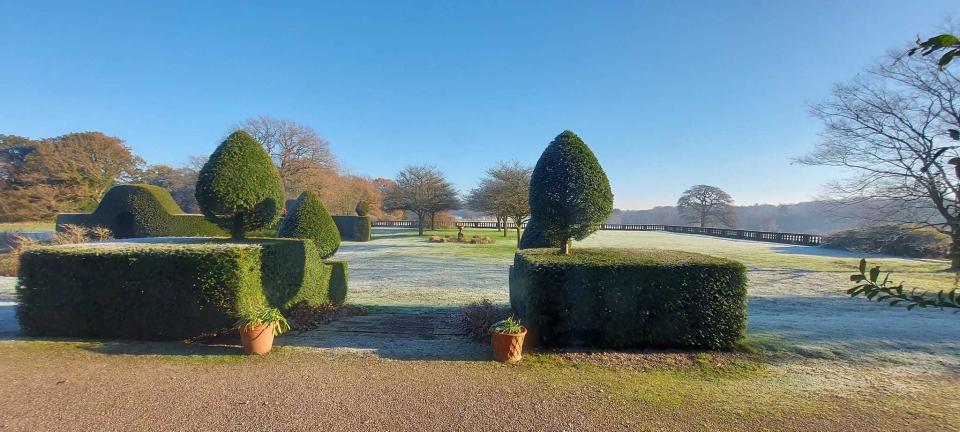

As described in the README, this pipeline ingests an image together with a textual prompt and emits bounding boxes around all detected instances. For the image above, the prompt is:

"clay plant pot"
[491,327,527,363]
[239,323,276,355]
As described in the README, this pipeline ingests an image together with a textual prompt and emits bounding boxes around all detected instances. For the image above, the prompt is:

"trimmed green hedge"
[509,248,747,350]
[279,191,341,258]
[332,216,372,242]
[16,238,347,339]
[56,184,227,238]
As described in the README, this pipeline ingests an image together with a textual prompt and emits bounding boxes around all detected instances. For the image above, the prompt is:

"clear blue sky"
[2,1,957,209]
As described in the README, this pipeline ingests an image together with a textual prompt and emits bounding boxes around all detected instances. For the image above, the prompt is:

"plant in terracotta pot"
[490,317,527,363]
[235,306,290,355]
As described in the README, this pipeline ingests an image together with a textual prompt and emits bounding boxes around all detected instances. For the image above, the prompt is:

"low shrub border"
[509,248,747,350]
[16,238,347,339]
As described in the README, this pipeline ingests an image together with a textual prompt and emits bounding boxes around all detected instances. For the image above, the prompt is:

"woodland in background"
[0,119,401,222]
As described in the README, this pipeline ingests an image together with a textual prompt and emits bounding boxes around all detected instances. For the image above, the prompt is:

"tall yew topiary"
[195,131,284,239]
[529,130,613,254]
[279,191,341,258]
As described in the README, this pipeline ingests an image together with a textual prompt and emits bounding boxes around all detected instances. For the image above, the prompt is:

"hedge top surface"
[516,247,743,268]
[529,130,613,247]
[27,237,303,254]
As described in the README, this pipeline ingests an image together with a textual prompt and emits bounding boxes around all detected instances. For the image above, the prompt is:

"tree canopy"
[382,165,459,235]
[676,185,737,228]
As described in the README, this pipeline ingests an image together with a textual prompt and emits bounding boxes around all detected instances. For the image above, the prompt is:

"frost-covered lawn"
[348,228,960,370]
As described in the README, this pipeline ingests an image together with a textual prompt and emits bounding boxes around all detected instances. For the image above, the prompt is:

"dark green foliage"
[56,184,227,238]
[518,218,560,249]
[278,191,341,258]
[529,131,613,250]
[16,238,348,339]
[509,248,748,350]
[848,258,959,312]
[195,131,284,239]
[823,225,950,259]
[355,201,370,216]
[332,216,372,242]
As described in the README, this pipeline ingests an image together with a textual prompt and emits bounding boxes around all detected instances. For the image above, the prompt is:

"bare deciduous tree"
[238,116,337,197]
[467,161,532,244]
[383,165,459,235]
[677,184,736,228]
[798,50,960,268]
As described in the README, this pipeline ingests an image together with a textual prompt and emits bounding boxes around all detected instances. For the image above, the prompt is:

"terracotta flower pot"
[491,327,527,363]
[239,323,276,355]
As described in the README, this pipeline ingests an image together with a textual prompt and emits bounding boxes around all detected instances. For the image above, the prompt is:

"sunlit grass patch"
[0,222,55,232]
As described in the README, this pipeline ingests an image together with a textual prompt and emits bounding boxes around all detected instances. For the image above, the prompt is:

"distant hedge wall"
[509,248,747,350]
[56,184,227,238]
[823,225,950,259]
[16,238,347,339]
[332,216,372,242]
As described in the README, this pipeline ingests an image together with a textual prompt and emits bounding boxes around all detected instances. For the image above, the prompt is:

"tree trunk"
[417,213,424,236]
[231,214,245,240]
[430,213,436,230]
[951,230,960,270]
[503,217,508,237]
[560,238,571,255]
[515,226,522,247]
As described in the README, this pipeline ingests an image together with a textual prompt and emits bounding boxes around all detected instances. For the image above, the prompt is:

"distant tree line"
[0,116,400,222]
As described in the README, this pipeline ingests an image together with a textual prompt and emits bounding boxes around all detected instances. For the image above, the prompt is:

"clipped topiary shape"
[195,131,284,239]
[279,191,341,258]
[355,200,370,216]
[529,131,613,254]
[56,184,227,238]
[517,218,560,249]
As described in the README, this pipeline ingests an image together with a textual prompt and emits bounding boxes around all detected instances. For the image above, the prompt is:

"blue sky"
[1,1,958,209]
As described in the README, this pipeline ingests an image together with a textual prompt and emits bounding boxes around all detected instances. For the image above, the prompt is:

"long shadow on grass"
[6,304,490,361]
[278,304,490,361]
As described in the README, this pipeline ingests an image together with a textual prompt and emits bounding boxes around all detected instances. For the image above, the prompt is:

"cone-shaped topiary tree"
[279,191,341,258]
[529,130,613,254]
[195,131,285,239]
[355,200,370,217]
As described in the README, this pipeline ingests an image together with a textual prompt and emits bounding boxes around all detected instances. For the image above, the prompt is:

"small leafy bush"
[279,191,340,258]
[235,306,290,336]
[510,248,747,349]
[460,299,511,341]
[491,316,524,335]
[823,225,950,258]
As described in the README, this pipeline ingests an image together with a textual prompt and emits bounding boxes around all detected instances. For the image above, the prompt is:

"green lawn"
[0,222,55,233]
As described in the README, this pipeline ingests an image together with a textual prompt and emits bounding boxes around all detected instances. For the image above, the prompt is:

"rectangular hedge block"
[332,216,371,242]
[16,238,347,340]
[509,248,747,350]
